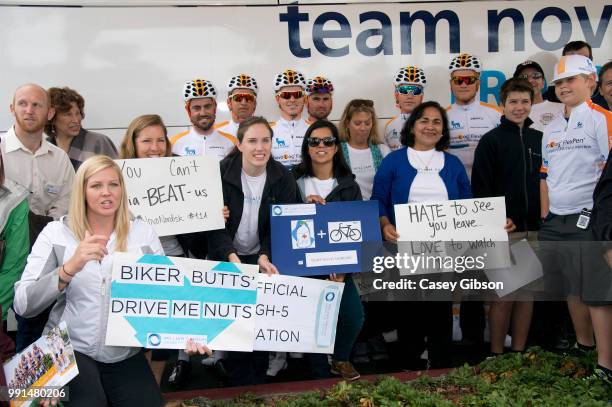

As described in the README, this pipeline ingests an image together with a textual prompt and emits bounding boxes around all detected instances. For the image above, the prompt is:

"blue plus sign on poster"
[271,201,382,276]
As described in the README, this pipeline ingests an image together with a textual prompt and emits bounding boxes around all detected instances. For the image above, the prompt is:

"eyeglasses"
[396,84,423,96]
[308,84,334,94]
[230,93,256,103]
[307,136,337,147]
[278,91,305,100]
[348,99,374,108]
[451,76,479,86]
[518,72,544,80]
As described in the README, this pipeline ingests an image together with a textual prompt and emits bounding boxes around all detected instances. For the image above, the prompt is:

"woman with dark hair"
[46,87,117,170]
[293,120,364,380]
[371,101,471,370]
[207,116,298,385]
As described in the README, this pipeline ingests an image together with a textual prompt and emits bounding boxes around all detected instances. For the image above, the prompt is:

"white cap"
[552,55,597,83]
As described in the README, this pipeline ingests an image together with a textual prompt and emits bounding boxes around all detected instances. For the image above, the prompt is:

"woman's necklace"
[412,148,435,171]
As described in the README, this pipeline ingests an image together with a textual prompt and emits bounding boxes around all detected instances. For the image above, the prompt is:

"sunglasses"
[230,93,255,103]
[348,99,374,108]
[278,90,305,100]
[396,84,423,96]
[307,136,337,147]
[518,72,544,80]
[451,76,479,86]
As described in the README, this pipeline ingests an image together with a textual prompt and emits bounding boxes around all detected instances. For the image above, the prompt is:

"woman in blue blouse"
[371,101,471,369]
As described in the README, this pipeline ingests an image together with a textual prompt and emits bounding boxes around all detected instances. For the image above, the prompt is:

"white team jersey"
[270,117,309,167]
[446,99,501,176]
[170,126,237,160]
[541,100,612,215]
[214,120,240,139]
[384,113,410,151]
[529,100,565,133]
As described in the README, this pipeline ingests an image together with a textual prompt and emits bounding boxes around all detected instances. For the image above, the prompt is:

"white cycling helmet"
[227,74,258,95]
[394,66,427,87]
[274,69,306,92]
[306,76,334,95]
[448,53,482,74]
[183,78,217,102]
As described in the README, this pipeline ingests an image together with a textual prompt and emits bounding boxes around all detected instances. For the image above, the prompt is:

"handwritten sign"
[395,197,510,271]
[116,156,224,236]
[253,274,344,354]
[3,322,78,407]
[105,253,259,351]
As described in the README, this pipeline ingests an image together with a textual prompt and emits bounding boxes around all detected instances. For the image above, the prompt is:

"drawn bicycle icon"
[329,222,362,242]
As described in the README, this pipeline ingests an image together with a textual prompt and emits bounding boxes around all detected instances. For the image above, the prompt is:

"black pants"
[64,351,163,407]
[14,304,53,352]
[397,301,453,369]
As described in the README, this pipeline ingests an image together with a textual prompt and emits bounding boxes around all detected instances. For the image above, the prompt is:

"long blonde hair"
[68,155,130,251]
[338,99,383,144]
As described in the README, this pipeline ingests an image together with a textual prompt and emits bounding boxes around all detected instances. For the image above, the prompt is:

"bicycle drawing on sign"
[328,221,362,243]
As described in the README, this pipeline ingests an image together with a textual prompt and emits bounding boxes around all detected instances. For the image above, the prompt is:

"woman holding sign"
[207,116,298,385]
[14,155,165,406]
[371,101,471,369]
[293,119,365,381]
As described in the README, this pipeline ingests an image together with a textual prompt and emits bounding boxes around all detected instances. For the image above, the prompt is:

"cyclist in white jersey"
[446,53,501,176]
[306,76,334,123]
[170,78,237,160]
[513,60,564,133]
[271,69,309,168]
[215,74,258,139]
[384,66,426,151]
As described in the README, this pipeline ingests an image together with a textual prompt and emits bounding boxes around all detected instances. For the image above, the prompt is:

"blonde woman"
[338,99,390,200]
[14,155,165,406]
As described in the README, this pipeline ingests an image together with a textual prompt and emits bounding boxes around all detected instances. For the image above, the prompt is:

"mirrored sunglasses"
[230,93,256,103]
[278,90,305,100]
[518,72,544,80]
[307,136,337,147]
[451,76,479,86]
[396,84,423,96]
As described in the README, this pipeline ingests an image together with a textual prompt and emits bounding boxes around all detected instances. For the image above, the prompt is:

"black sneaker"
[168,360,191,387]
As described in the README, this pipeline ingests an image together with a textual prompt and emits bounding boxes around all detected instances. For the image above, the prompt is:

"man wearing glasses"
[306,76,334,123]
[271,69,309,168]
[513,61,564,133]
[384,66,427,151]
[446,53,501,177]
[171,78,237,160]
[215,74,259,138]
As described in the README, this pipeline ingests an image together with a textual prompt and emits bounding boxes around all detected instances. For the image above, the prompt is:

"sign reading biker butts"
[254,274,344,354]
[116,156,224,237]
[106,253,259,351]
[270,201,382,276]
[394,197,510,271]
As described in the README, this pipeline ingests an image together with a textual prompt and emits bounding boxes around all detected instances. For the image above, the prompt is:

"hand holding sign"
[185,338,213,357]
[258,254,279,275]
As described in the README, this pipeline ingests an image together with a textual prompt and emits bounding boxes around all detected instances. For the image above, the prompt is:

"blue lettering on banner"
[280,5,611,58]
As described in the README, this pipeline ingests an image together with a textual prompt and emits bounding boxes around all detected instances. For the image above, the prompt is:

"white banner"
[0,1,608,137]
[116,156,225,236]
[254,274,344,354]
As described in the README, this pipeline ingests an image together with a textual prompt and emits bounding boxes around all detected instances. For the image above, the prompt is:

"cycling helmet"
[394,66,427,87]
[448,53,482,74]
[227,74,258,95]
[183,78,216,102]
[274,69,306,92]
[306,76,334,95]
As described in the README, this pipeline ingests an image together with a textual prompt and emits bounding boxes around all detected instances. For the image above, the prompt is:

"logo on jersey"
[275,138,287,148]
[575,121,583,129]
[451,120,462,129]
[184,147,196,156]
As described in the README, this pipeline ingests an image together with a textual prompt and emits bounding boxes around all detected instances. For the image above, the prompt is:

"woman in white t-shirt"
[371,101,471,370]
[207,116,298,385]
[338,99,390,200]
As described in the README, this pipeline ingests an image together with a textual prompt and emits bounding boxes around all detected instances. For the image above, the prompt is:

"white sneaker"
[201,350,225,366]
[266,352,288,376]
